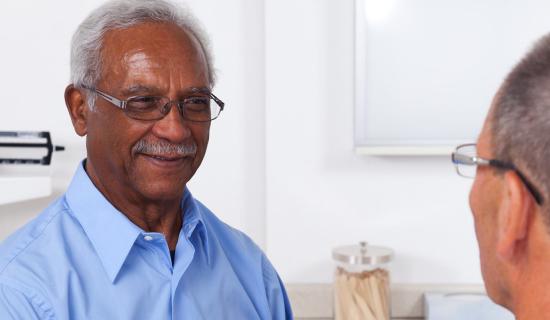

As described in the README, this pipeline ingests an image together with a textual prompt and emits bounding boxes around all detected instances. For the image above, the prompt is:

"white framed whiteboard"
[355,0,550,155]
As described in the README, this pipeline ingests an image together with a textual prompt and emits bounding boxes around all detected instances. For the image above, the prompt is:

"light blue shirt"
[0,162,292,319]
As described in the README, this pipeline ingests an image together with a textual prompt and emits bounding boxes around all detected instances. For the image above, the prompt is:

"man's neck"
[84,160,184,250]
[513,289,550,320]
[123,202,183,250]
[103,192,184,250]
[509,232,550,319]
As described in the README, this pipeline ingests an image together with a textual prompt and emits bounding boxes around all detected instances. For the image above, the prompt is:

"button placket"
[142,233,174,272]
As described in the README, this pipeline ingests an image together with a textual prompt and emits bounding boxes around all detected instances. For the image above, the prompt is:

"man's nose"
[150,102,191,142]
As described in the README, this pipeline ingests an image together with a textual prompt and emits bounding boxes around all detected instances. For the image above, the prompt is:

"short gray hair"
[70,0,215,108]
[492,33,550,219]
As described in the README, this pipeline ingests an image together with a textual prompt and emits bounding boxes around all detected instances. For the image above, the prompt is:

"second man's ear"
[496,171,534,261]
[64,84,89,137]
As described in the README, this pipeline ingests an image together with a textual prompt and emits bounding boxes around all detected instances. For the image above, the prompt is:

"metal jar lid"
[332,241,393,265]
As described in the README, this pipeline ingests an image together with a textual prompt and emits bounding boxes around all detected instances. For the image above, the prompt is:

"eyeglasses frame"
[81,85,225,122]
[452,143,544,205]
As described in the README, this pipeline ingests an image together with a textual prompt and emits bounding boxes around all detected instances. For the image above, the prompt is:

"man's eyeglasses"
[451,143,544,205]
[82,86,225,122]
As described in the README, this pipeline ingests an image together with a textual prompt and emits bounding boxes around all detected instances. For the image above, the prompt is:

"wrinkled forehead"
[97,21,208,87]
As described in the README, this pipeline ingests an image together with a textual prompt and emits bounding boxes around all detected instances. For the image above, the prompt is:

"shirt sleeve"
[261,254,293,320]
[0,283,54,320]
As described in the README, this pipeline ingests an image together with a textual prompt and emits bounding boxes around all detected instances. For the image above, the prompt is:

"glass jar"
[332,241,393,320]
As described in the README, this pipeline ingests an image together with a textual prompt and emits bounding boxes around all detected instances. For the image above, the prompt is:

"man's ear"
[64,84,89,137]
[496,170,534,261]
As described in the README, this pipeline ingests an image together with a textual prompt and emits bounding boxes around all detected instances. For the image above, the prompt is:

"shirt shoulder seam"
[0,206,67,275]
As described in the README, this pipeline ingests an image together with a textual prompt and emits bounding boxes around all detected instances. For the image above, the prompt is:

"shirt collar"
[65,161,212,282]
[65,161,142,283]
[180,190,212,266]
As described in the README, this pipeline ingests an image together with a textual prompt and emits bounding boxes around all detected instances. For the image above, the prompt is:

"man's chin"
[128,157,197,200]
[136,183,187,202]
[130,173,189,201]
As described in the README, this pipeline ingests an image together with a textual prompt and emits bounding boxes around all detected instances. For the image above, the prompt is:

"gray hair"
[70,0,215,108]
[491,33,550,220]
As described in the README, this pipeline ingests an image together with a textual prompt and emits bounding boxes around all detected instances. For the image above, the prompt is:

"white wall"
[184,0,266,248]
[0,0,485,285]
[264,0,484,283]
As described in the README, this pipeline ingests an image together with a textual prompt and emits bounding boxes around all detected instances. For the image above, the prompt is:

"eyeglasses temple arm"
[209,92,225,110]
[489,159,544,205]
[80,85,125,109]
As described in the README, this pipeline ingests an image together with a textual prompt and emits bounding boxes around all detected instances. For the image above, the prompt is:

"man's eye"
[184,97,210,112]
[127,96,161,110]
[186,97,209,105]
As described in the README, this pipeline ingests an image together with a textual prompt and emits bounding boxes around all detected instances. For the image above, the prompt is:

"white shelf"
[286,283,486,319]
[355,145,455,156]
[0,177,51,205]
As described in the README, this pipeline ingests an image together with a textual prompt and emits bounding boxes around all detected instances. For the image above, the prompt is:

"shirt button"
[144,235,153,241]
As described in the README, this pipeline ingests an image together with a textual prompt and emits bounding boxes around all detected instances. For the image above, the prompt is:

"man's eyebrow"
[120,85,212,97]
[187,87,211,95]
[121,85,162,96]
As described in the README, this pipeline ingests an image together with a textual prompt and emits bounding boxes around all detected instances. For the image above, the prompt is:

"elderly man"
[0,0,292,319]
[452,34,550,318]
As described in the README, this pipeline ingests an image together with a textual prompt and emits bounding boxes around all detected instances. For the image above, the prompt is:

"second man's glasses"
[452,143,543,205]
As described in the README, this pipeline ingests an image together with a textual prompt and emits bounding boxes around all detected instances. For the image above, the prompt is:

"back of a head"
[70,0,215,101]
[492,34,550,225]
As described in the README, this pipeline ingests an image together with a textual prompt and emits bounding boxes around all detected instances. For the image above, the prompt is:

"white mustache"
[133,139,197,157]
